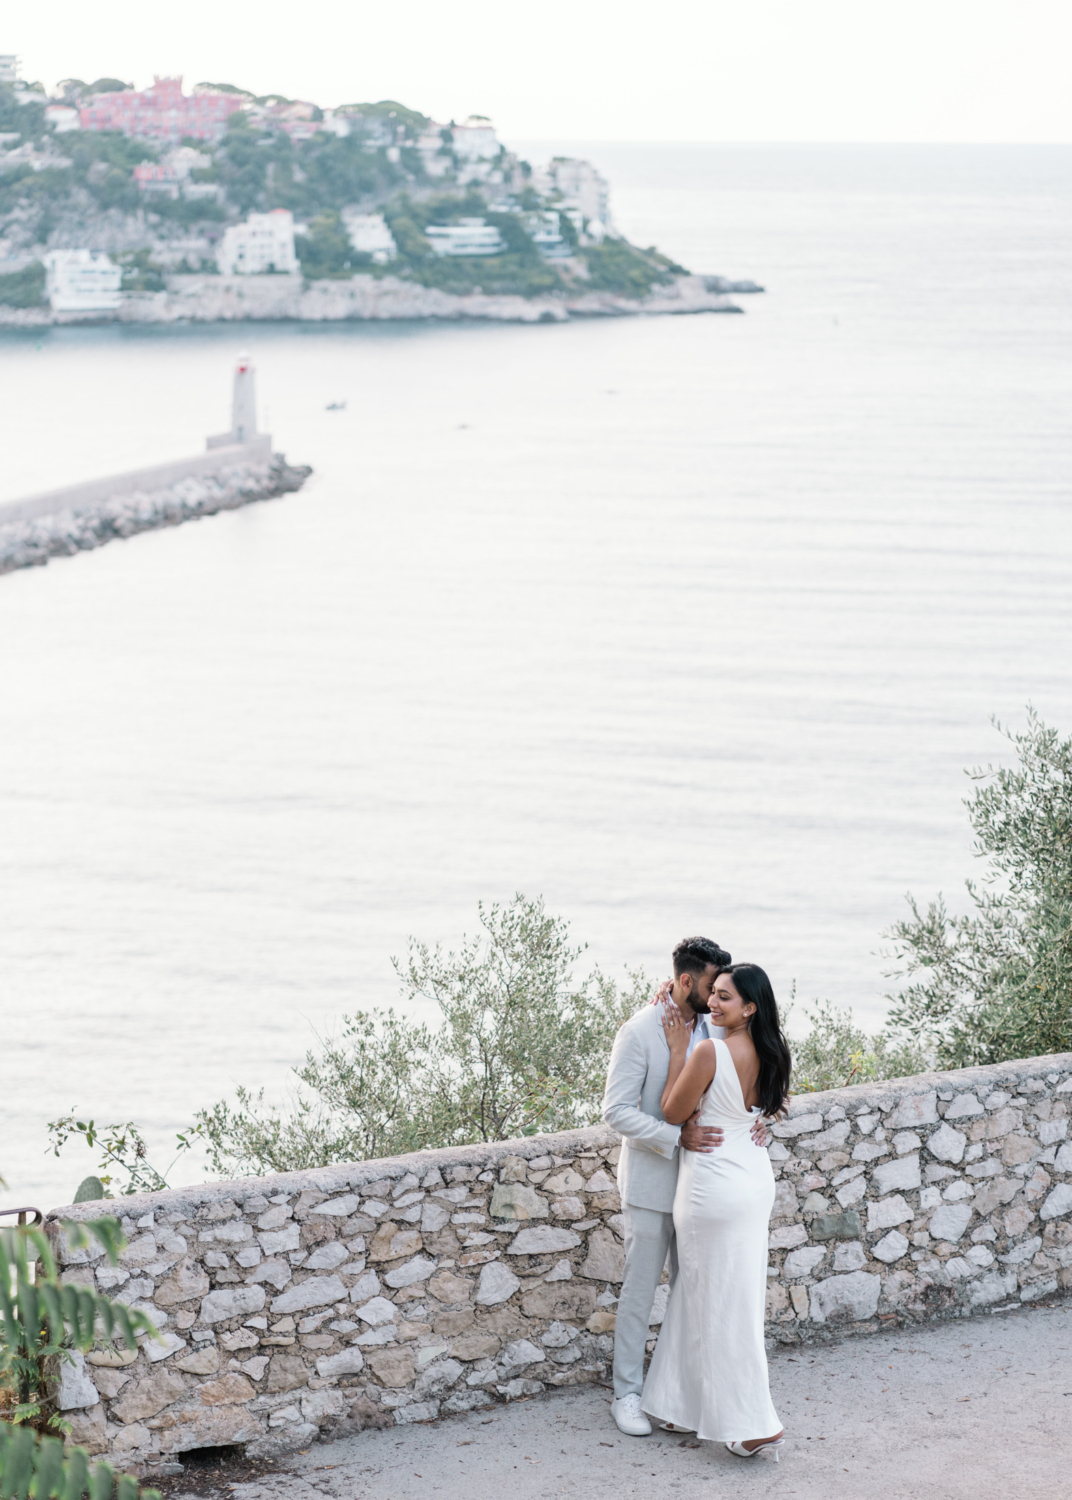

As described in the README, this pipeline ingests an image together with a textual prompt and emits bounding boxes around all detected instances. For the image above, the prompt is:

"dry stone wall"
[46,1052,1072,1471]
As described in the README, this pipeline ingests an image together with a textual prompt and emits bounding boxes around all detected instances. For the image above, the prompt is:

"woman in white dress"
[642,962,791,1461]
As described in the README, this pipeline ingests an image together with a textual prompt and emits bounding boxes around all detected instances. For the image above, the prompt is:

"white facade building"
[45,104,80,132]
[0,55,18,84]
[425,219,504,256]
[342,211,397,263]
[452,116,499,161]
[537,157,612,238]
[216,209,299,276]
[43,250,122,312]
[416,125,452,177]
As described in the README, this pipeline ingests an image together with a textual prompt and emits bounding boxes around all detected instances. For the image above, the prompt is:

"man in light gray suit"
[602,935,766,1436]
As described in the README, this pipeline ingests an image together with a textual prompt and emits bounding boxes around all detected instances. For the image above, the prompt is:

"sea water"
[1,144,1069,1209]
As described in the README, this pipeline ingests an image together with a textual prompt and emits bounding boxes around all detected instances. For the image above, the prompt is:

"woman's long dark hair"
[719,962,792,1118]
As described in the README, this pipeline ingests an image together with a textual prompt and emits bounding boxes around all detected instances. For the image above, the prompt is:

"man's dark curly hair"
[672,935,732,978]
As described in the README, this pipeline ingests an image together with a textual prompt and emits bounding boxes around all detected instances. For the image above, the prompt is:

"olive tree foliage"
[790,999,930,1094]
[196,896,648,1175]
[884,709,1072,1068]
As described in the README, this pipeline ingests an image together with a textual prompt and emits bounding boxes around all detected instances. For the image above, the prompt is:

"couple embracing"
[602,936,792,1461]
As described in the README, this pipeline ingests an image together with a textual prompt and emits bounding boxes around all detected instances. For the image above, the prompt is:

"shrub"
[0,262,45,308]
[790,1000,931,1093]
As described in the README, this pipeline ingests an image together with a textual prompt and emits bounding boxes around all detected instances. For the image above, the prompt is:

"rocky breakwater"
[0,456,311,577]
[45,1052,1072,1473]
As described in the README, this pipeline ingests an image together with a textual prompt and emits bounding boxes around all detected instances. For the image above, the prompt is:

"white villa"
[43,250,122,312]
[342,211,397,263]
[216,209,299,276]
[425,219,505,257]
[537,157,613,239]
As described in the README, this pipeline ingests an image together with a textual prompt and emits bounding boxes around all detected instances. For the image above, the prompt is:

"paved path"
[219,1302,1071,1500]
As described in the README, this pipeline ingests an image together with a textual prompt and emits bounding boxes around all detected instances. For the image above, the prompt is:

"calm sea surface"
[1,144,1070,1210]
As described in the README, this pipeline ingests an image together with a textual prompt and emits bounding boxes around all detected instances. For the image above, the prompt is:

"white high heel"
[725,1438,784,1462]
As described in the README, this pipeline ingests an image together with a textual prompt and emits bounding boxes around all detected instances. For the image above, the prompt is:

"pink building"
[78,77,245,144]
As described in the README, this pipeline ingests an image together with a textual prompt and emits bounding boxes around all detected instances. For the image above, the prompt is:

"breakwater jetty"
[0,357,311,576]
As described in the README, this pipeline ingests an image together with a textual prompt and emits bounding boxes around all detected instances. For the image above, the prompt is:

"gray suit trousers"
[612,1202,678,1398]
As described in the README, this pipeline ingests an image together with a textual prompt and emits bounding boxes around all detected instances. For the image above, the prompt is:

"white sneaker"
[611,1394,652,1436]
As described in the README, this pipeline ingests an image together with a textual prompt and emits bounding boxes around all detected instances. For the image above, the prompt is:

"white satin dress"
[642,1038,781,1442]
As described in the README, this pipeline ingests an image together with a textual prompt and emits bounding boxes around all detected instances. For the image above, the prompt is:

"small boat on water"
[326,401,346,411]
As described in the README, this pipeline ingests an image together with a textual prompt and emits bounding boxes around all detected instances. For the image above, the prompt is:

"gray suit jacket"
[602,1003,724,1214]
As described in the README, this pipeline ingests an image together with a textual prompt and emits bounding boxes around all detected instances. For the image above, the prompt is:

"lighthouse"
[207,353,268,451]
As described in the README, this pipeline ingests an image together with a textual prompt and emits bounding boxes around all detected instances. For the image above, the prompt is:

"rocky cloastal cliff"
[0,456,311,575]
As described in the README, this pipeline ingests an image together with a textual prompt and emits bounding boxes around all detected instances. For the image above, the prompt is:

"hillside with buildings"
[0,60,757,321]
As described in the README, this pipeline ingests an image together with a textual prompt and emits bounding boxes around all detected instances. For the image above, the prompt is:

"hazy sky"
[10,1,1071,143]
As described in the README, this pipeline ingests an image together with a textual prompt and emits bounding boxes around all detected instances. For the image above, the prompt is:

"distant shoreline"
[0,272,762,329]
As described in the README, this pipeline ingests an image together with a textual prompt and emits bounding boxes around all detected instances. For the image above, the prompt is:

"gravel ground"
[171,1300,1071,1500]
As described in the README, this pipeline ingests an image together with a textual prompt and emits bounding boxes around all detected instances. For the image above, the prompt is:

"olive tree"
[196,895,648,1175]
[885,708,1072,1068]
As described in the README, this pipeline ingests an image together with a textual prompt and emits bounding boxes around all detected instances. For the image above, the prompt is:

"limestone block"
[789,1286,810,1317]
[871,1231,910,1264]
[384,1255,438,1289]
[110,1424,152,1453]
[520,1281,597,1321]
[833,1241,866,1272]
[443,1389,493,1415]
[433,1308,475,1338]
[784,1246,825,1278]
[967,1159,1003,1179]
[354,1326,395,1347]
[174,1347,220,1376]
[803,1122,851,1154]
[311,1195,360,1217]
[507,1227,581,1255]
[500,1339,544,1371]
[346,1269,380,1303]
[872,1155,921,1195]
[580,1229,625,1283]
[836,1178,866,1208]
[452,1333,501,1361]
[55,1351,100,1410]
[195,1374,255,1405]
[927,1124,968,1164]
[154,1260,211,1307]
[270,1275,347,1314]
[315,1347,365,1379]
[367,1348,415,1387]
[470,1262,517,1306]
[145,1332,188,1363]
[586,1308,617,1334]
[416,1357,464,1397]
[966,1245,994,1267]
[772,1113,823,1138]
[370,1225,423,1262]
[928,1203,972,1242]
[583,1170,617,1193]
[855,1112,880,1134]
[235,1247,262,1269]
[1039,1118,1068,1146]
[394,1400,439,1423]
[1000,1235,1041,1265]
[119,1234,159,1267]
[489,1183,548,1221]
[156,1405,265,1453]
[552,1196,586,1220]
[1004,1131,1042,1166]
[771,1181,798,1219]
[425,1270,471,1305]
[356,1296,397,1327]
[646,1281,669,1324]
[421,1202,450,1233]
[866,1196,913,1233]
[808,1271,881,1324]
[268,1404,302,1427]
[982,1107,1023,1139]
[853,1142,888,1162]
[1021,1277,1059,1301]
[968,1270,1018,1306]
[305,1241,349,1271]
[219,1329,259,1352]
[265,1353,310,1392]
[1053,1143,1072,1174]
[972,1176,1019,1215]
[892,1131,921,1155]
[199,1285,266,1324]
[245,1258,292,1290]
[1041,1183,1072,1221]
[769,1224,808,1250]
[301,1388,348,1423]
[944,1093,985,1120]
[542,1169,585,1195]
[888,1093,938,1128]
[111,1368,186,1423]
[91,1367,132,1399]
[498,1156,529,1183]
[810,1212,862,1242]
[232,1356,269,1380]
[257,1206,292,1231]
[64,1405,107,1454]
[258,1224,301,1255]
[765,1284,790,1319]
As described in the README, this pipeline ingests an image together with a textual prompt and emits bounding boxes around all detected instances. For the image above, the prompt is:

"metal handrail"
[0,1207,43,1226]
